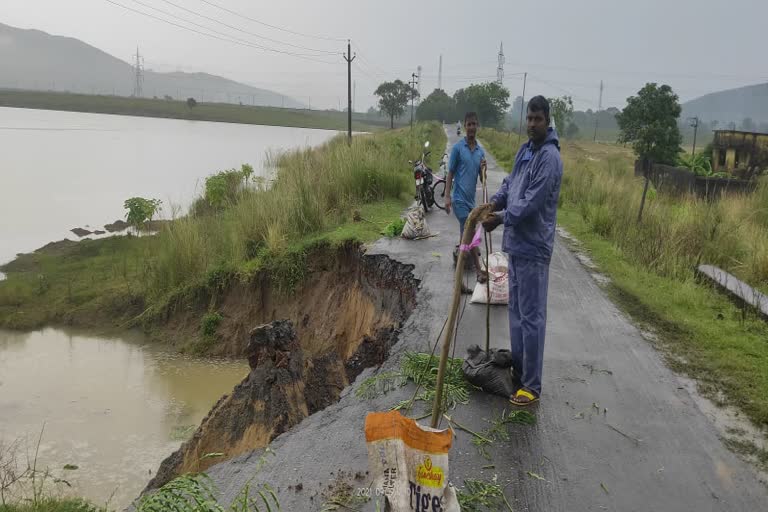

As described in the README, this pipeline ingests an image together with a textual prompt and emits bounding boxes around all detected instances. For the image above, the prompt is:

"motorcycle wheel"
[432,181,446,210]
[419,187,430,213]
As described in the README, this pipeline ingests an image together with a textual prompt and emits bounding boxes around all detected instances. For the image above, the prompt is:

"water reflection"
[0,328,247,508]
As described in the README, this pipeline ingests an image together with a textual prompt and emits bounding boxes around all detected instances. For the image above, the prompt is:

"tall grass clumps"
[148,122,446,298]
[558,141,768,289]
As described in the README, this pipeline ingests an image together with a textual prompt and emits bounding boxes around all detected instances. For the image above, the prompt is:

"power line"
[103,0,336,64]
[126,0,333,58]
[154,0,337,54]
[197,0,345,42]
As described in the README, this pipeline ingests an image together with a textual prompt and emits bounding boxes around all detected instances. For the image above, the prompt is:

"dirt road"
[203,127,767,511]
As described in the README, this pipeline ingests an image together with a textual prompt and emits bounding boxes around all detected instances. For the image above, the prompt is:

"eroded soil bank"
[144,243,419,489]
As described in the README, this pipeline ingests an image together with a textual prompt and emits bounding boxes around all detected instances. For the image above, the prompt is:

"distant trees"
[374,80,418,128]
[186,97,197,109]
[741,117,755,131]
[416,89,456,123]
[616,83,682,164]
[548,96,574,135]
[453,82,510,128]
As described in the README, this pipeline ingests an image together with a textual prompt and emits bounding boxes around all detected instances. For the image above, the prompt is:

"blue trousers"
[507,255,550,397]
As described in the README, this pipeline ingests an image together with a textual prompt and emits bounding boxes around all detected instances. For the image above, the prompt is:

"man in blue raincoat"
[482,96,563,406]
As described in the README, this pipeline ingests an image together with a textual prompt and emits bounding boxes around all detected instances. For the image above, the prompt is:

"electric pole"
[409,72,419,128]
[517,72,527,144]
[689,116,700,156]
[497,42,505,85]
[343,40,356,144]
[133,46,144,98]
[438,55,443,90]
[593,80,603,142]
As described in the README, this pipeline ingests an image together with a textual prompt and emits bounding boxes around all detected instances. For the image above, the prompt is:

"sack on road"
[365,410,460,512]
[470,252,509,305]
[401,207,431,240]
[461,344,517,398]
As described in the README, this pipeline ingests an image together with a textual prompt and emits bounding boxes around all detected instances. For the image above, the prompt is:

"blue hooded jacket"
[490,128,563,263]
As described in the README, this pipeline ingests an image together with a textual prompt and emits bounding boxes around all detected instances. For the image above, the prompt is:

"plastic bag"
[461,344,517,398]
[365,410,460,512]
[401,208,431,240]
[470,252,509,305]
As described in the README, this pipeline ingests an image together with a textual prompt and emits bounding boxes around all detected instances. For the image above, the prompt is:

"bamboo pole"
[431,204,494,428]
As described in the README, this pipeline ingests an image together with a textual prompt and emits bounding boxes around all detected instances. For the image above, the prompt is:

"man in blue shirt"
[482,96,563,406]
[446,111,488,287]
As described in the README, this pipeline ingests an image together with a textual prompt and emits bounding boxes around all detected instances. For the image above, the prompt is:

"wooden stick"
[431,204,493,428]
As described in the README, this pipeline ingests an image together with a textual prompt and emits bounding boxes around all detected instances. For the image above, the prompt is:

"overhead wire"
[153,0,339,54]
[125,0,336,58]
[197,0,346,42]
[103,0,337,64]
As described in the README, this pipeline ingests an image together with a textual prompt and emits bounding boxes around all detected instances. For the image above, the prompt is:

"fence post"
[637,158,652,223]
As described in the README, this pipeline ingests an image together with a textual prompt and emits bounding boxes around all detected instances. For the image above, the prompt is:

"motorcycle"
[410,141,435,213]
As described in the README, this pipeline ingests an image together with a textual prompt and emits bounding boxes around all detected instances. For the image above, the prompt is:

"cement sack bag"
[461,344,517,398]
[470,252,509,305]
[401,208,431,240]
[365,410,460,512]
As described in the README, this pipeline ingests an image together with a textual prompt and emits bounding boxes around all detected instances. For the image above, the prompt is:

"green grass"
[0,499,103,512]
[478,128,522,171]
[0,89,393,132]
[0,123,446,339]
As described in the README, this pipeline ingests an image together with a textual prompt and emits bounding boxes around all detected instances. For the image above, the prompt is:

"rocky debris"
[70,227,92,237]
[104,219,129,232]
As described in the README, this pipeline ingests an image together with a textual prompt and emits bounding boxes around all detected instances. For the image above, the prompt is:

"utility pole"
[517,72,527,144]
[133,46,144,97]
[343,40,356,144]
[409,72,419,128]
[689,116,700,156]
[497,42,505,85]
[438,55,443,90]
[593,80,603,142]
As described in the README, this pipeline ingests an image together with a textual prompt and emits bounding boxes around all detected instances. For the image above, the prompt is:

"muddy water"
[0,107,338,266]
[0,328,248,508]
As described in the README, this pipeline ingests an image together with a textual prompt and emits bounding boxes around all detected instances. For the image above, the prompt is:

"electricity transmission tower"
[133,47,144,98]
[497,42,505,85]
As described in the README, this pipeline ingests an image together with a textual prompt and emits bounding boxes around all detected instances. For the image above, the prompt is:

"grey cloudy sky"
[4,0,767,111]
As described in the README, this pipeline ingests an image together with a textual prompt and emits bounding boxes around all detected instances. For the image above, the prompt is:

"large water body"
[0,107,338,266]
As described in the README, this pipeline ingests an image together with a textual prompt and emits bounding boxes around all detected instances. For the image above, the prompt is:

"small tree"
[124,197,162,232]
[616,83,682,165]
[548,96,574,134]
[187,97,198,109]
[374,80,416,128]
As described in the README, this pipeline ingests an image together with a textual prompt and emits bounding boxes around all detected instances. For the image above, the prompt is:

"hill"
[0,22,302,108]
[682,82,768,127]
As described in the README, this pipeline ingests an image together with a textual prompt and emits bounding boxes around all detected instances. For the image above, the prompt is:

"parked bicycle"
[410,143,449,212]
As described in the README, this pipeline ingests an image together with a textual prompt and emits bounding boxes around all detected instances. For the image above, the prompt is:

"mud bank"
[144,245,419,489]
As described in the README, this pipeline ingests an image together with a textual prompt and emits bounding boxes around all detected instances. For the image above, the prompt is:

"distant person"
[482,96,563,406]
[446,112,488,290]
[456,121,461,135]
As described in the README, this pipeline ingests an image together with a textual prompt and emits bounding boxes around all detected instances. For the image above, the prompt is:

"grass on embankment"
[0,123,446,334]
[0,89,390,132]
[481,128,768,427]
[0,499,103,512]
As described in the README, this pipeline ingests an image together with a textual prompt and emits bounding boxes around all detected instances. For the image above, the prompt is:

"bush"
[201,311,222,338]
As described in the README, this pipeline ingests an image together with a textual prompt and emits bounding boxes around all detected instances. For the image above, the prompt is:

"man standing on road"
[446,111,488,289]
[482,96,563,406]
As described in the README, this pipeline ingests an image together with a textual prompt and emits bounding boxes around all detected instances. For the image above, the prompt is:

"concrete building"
[712,130,768,176]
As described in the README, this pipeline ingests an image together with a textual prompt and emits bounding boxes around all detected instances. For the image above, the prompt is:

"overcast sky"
[4,0,768,111]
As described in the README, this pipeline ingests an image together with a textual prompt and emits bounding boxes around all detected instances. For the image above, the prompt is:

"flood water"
[0,328,249,508]
[0,107,338,266]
